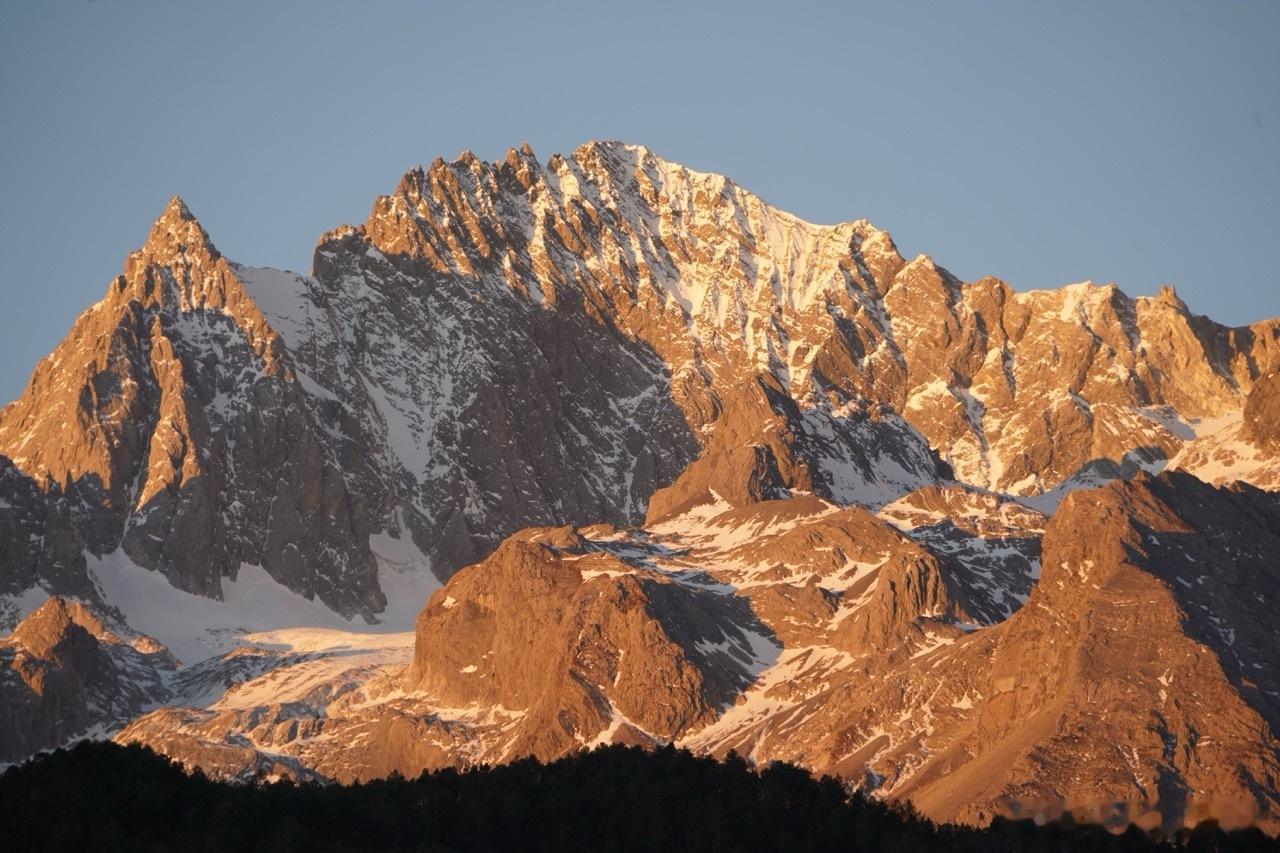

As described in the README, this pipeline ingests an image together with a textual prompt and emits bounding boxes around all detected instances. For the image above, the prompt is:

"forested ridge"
[0,741,1275,852]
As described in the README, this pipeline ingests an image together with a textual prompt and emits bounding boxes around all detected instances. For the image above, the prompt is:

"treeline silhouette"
[0,740,1275,852]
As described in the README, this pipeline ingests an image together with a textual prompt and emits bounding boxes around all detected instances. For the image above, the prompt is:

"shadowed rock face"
[301,221,698,579]
[1245,372,1280,452]
[0,459,93,615]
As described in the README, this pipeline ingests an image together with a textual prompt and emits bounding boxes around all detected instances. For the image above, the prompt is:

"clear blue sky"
[2,1,1277,404]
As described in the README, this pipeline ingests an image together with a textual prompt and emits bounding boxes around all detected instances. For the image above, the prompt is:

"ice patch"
[87,549,418,665]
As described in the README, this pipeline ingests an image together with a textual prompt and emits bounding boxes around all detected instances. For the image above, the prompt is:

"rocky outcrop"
[878,486,1045,623]
[110,493,1005,782]
[1245,372,1280,452]
[0,597,174,762]
[113,522,784,782]
[406,527,776,758]
[643,443,788,523]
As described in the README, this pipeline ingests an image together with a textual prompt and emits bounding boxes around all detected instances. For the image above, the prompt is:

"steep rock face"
[0,597,174,762]
[406,527,776,758]
[0,459,93,619]
[288,220,698,576]
[0,201,381,617]
[894,281,1278,493]
[109,492,1016,781]
[1244,372,1280,452]
[104,500,953,786]
[643,442,788,524]
[878,486,1045,624]
[114,522,789,782]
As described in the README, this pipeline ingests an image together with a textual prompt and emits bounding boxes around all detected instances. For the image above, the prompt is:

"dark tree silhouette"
[1,741,1276,852]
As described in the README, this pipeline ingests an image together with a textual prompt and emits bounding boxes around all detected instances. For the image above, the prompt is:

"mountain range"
[3,141,1279,834]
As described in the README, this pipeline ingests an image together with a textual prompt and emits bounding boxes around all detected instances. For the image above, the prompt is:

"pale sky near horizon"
[2,1,1277,404]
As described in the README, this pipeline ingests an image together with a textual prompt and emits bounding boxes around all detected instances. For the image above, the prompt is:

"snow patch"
[87,549,416,665]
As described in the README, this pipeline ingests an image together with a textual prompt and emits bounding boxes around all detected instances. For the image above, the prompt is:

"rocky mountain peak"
[404,522,775,757]
[0,193,386,618]
[134,195,222,268]
[509,140,536,162]
[154,194,197,227]
[9,596,103,662]
[1154,283,1186,310]
[392,165,426,196]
